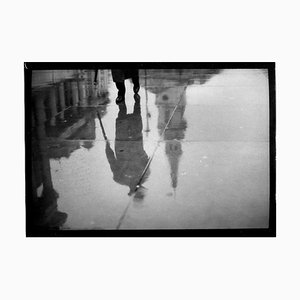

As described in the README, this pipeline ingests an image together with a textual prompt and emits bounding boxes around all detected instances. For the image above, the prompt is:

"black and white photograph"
[2,1,300,299]
[25,63,275,237]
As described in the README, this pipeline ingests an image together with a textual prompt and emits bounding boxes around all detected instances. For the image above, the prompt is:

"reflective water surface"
[29,69,269,231]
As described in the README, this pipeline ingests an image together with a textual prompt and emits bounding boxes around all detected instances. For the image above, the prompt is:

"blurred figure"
[111,69,140,104]
[105,102,149,196]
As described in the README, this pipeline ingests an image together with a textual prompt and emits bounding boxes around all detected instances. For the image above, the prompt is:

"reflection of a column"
[49,86,58,126]
[78,80,87,105]
[58,82,66,120]
[32,92,47,205]
[99,70,109,95]
[65,81,72,106]
[34,92,53,189]
[92,78,100,100]
[90,70,110,103]
[32,91,67,229]
[34,91,47,138]
[88,71,94,98]
[71,81,79,106]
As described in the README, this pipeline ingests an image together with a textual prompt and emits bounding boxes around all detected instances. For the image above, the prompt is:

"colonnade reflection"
[29,70,111,231]
[31,71,110,139]
[30,98,68,231]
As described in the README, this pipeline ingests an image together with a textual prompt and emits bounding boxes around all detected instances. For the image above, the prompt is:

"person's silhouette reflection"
[105,102,150,197]
[111,69,140,104]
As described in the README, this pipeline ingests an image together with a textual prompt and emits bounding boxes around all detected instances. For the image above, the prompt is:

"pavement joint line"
[53,105,72,117]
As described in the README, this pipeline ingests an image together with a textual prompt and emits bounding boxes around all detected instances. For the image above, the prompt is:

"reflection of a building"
[140,69,220,192]
[29,70,111,231]
[31,70,110,140]
[156,86,187,192]
[139,70,189,192]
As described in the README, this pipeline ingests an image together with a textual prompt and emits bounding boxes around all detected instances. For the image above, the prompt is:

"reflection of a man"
[105,102,150,197]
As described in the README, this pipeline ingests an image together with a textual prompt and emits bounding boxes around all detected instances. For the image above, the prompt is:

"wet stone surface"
[28,69,270,231]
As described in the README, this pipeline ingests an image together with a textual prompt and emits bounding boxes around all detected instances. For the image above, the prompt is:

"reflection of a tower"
[156,86,187,191]
[140,69,221,191]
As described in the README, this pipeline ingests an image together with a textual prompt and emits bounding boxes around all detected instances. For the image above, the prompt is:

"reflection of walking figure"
[112,69,140,104]
[105,102,150,197]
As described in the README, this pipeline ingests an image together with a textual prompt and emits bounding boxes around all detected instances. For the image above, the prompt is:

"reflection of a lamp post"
[144,69,150,137]
[58,82,66,120]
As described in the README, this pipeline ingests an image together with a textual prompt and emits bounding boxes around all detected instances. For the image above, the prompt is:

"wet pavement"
[28,68,270,231]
